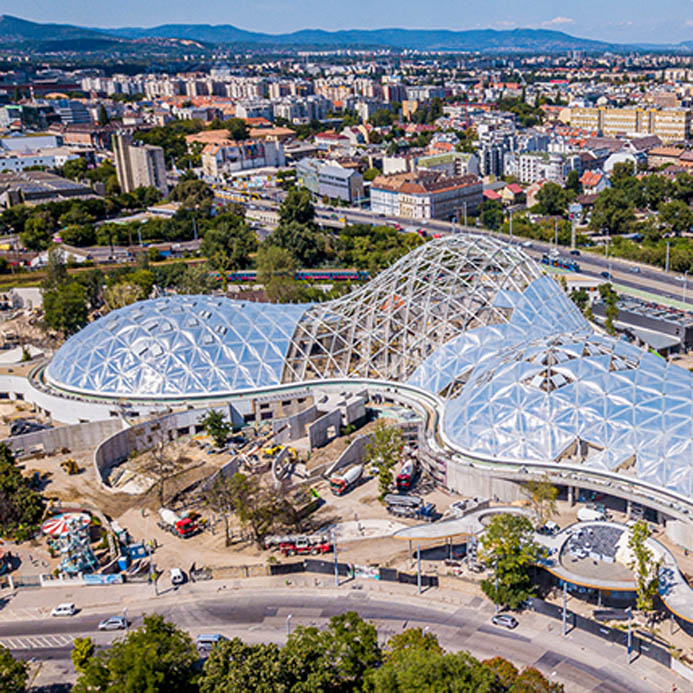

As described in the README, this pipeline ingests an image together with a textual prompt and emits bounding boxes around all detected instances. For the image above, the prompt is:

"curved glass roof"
[46,295,310,397]
[45,235,693,499]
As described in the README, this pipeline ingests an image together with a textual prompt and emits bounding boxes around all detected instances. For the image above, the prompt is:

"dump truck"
[157,508,198,538]
[396,460,419,491]
[384,494,436,522]
[329,465,363,496]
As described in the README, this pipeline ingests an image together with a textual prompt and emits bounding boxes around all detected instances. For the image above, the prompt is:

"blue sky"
[4,0,693,44]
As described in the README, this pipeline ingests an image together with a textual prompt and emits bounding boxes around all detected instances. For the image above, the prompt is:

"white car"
[51,602,76,617]
[521,240,533,247]
[170,567,185,585]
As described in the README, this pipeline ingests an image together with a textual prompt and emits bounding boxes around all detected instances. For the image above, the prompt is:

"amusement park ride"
[42,512,99,574]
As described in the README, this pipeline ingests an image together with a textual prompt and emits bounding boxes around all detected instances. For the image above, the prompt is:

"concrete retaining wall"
[308,408,342,449]
[325,434,371,478]
[3,418,125,455]
[272,405,318,443]
[446,458,525,502]
[93,406,239,493]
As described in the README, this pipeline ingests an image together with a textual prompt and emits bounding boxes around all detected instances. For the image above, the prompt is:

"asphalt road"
[0,589,680,691]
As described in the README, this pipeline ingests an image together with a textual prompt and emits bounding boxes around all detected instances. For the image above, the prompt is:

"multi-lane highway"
[0,586,682,691]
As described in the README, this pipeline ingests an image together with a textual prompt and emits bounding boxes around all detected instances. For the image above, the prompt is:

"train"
[541,254,580,272]
[219,269,371,283]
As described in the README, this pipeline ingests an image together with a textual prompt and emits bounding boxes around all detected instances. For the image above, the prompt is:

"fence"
[530,598,672,667]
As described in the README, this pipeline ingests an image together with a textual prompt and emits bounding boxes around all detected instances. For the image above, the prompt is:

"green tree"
[479,514,540,609]
[0,645,28,693]
[565,169,581,195]
[627,520,661,621]
[201,218,257,272]
[363,167,381,182]
[72,636,95,673]
[200,638,284,693]
[368,630,495,693]
[20,210,54,250]
[199,409,233,448]
[279,187,315,226]
[521,476,559,527]
[589,188,635,236]
[63,157,88,181]
[0,444,44,535]
[41,247,68,291]
[364,419,403,497]
[598,282,619,335]
[265,221,325,267]
[256,244,298,285]
[569,287,589,313]
[480,199,504,230]
[43,281,89,335]
[225,117,250,141]
[282,611,381,692]
[98,104,109,126]
[658,199,693,235]
[60,224,96,246]
[170,178,213,210]
[73,614,197,693]
[535,182,568,216]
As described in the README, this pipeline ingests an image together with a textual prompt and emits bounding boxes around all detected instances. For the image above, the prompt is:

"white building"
[201,139,285,180]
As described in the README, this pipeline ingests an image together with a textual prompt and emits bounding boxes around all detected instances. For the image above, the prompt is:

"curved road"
[1,586,682,692]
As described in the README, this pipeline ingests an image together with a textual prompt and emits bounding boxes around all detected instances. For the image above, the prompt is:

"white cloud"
[542,16,575,27]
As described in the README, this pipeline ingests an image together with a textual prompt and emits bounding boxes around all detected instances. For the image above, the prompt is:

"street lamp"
[684,270,689,304]
[286,614,292,636]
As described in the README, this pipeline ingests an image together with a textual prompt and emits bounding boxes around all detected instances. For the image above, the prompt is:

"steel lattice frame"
[282,235,540,384]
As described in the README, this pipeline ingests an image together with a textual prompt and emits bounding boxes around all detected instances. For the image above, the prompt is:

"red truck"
[158,508,198,539]
[329,465,363,496]
[280,538,332,557]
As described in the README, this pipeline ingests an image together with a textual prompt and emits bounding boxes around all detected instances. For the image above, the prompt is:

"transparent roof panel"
[46,296,310,398]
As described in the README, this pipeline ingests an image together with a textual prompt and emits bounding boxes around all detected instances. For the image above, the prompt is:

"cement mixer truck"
[329,465,363,496]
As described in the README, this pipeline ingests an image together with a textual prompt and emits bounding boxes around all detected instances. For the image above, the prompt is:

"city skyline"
[1,0,693,45]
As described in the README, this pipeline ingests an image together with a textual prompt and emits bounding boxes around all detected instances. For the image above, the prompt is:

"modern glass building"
[45,235,693,503]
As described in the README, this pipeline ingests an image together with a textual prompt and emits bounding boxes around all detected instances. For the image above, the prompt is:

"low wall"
[93,406,238,493]
[3,418,125,456]
[446,458,525,503]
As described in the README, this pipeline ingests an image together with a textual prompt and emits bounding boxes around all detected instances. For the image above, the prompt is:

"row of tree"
[63,611,563,692]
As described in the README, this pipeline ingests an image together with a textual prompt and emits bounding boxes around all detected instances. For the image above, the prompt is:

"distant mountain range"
[1,14,692,53]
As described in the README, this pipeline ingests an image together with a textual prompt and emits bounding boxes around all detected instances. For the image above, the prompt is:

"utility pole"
[685,270,689,304]
[332,528,339,587]
[554,217,558,247]
[665,241,670,273]
[286,614,292,635]
[509,210,513,240]
[562,581,567,635]
[627,606,633,662]
[417,544,422,595]
[463,201,467,227]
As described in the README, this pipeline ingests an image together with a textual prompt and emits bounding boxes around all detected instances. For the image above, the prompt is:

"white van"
[51,602,76,617]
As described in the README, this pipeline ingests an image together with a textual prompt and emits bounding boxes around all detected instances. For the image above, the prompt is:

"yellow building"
[569,107,691,142]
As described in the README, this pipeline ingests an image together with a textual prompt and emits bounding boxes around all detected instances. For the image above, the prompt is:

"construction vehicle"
[279,537,332,557]
[384,494,436,522]
[157,508,198,539]
[264,533,329,549]
[396,460,419,491]
[262,444,284,457]
[60,459,82,475]
[329,465,363,496]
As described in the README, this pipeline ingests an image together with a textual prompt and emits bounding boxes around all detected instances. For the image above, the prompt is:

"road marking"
[36,636,53,647]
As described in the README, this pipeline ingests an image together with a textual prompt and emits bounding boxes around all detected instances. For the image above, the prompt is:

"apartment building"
[570,107,691,142]
[295,158,363,203]
[370,171,482,221]
[201,139,285,180]
[113,133,168,196]
[509,152,581,185]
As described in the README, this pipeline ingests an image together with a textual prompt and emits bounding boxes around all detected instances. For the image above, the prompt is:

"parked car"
[569,249,580,256]
[196,633,228,652]
[170,568,185,585]
[521,240,533,248]
[600,271,612,280]
[98,616,127,631]
[51,603,76,617]
[631,267,641,273]
[491,614,518,629]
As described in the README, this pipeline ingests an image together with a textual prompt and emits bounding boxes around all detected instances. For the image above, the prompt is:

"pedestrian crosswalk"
[0,633,73,650]
[0,608,44,622]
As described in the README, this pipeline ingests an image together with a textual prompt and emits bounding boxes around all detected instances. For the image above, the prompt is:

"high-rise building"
[113,133,168,196]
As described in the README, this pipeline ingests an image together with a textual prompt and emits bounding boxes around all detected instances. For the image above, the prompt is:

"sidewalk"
[6,574,688,693]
